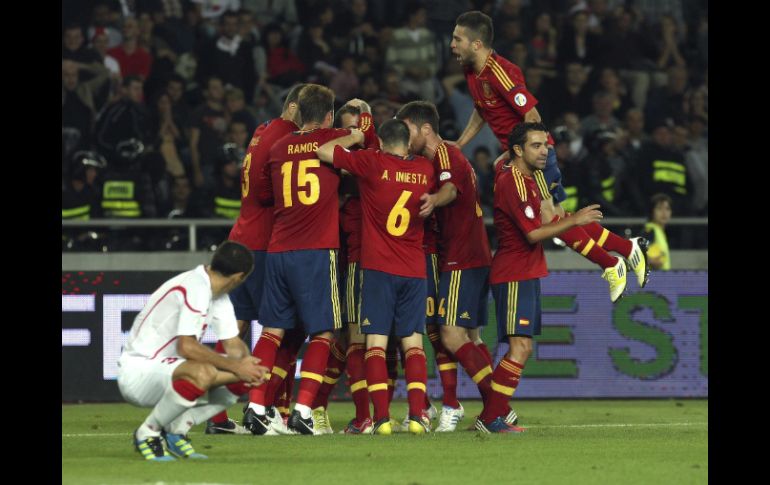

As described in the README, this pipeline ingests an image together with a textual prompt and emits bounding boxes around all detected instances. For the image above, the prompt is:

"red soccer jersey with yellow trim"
[423,216,439,255]
[433,142,492,271]
[228,118,298,250]
[464,51,538,151]
[490,162,548,283]
[333,146,436,278]
[266,128,350,252]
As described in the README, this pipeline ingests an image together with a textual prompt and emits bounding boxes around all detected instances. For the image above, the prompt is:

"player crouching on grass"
[117,241,270,460]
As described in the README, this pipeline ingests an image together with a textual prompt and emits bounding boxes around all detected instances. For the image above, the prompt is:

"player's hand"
[419,193,437,218]
[573,204,603,226]
[349,128,365,145]
[234,356,270,386]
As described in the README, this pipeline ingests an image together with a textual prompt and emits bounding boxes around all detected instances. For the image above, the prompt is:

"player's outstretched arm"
[316,129,365,164]
[525,204,603,244]
[452,109,486,148]
[176,335,269,385]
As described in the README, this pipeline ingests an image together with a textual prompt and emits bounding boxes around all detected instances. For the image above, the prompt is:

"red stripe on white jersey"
[136,286,203,334]
[151,336,179,360]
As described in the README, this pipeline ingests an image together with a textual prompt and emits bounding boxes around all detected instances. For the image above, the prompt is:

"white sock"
[167,387,238,435]
[294,403,311,419]
[140,384,198,437]
[248,402,266,415]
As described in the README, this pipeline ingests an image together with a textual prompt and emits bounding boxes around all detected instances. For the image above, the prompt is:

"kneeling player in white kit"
[117,241,269,461]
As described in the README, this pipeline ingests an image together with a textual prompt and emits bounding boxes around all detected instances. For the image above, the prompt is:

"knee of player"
[439,327,465,353]
[187,363,218,389]
[509,337,533,358]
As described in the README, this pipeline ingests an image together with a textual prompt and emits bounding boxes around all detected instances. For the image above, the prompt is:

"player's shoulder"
[490,51,523,73]
[500,164,530,202]
[487,52,525,87]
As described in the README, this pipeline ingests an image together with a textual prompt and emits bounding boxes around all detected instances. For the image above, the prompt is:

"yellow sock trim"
[471,366,493,383]
[406,382,427,392]
[300,371,324,383]
[438,363,458,371]
[580,239,596,256]
[350,380,367,392]
[368,383,388,392]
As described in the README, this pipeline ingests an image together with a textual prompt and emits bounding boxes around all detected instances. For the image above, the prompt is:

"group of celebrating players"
[119,10,651,461]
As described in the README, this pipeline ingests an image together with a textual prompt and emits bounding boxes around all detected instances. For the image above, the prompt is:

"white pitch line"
[62,422,707,438]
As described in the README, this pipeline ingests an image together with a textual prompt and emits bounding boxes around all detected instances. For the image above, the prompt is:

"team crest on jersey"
[482,81,494,98]
[249,136,261,147]
[514,93,528,107]
[524,205,535,219]
[440,171,451,181]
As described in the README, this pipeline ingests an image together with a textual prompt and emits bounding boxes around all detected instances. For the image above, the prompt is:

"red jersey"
[490,163,548,283]
[433,142,492,271]
[423,216,439,255]
[464,51,538,150]
[266,128,350,252]
[228,118,298,250]
[340,196,362,263]
[333,146,436,278]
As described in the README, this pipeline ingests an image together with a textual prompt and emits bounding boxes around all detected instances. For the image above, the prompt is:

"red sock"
[263,344,294,407]
[365,347,390,421]
[477,341,494,366]
[428,330,459,408]
[312,340,347,409]
[296,336,332,407]
[583,222,633,258]
[454,341,493,403]
[247,332,283,406]
[276,360,296,418]
[559,225,618,269]
[404,348,428,417]
[386,346,399,404]
[346,343,370,422]
[211,341,229,423]
[480,358,524,423]
[172,379,205,401]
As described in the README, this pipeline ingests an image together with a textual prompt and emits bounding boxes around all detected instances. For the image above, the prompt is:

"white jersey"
[121,265,239,360]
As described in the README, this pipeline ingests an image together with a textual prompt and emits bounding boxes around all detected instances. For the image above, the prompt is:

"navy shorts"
[359,269,426,337]
[229,250,267,321]
[437,267,490,329]
[344,261,362,325]
[491,279,542,341]
[534,147,567,204]
[425,253,440,326]
[259,249,343,335]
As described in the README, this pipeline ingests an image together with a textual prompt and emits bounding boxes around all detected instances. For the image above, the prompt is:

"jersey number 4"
[281,159,320,207]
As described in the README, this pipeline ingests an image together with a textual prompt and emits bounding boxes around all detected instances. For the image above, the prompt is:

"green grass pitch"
[63,399,707,485]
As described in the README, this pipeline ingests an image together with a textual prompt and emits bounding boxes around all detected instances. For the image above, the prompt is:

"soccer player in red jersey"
[316,119,436,435]
[206,84,305,435]
[397,101,508,431]
[477,122,605,433]
[450,11,649,303]
[243,84,348,435]
[311,100,380,435]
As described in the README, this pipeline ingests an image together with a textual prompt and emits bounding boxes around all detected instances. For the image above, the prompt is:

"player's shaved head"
[456,11,494,47]
[297,84,334,124]
[395,101,439,134]
[378,119,411,149]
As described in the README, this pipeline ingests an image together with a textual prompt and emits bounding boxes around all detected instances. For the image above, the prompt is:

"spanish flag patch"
[519,318,530,326]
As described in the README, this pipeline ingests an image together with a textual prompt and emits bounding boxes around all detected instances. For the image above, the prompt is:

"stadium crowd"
[62,0,707,250]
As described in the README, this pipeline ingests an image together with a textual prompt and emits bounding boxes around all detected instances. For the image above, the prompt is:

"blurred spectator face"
[92,32,109,57]
[535,13,552,34]
[124,79,144,103]
[309,24,324,40]
[221,14,238,39]
[668,66,688,93]
[341,57,356,74]
[671,125,688,150]
[167,80,184,103]
[625,109,645,136]
[652,199,672,225]
[339,113,359,130]
[122,17,139,41]
[92,4,112,26]
[555,140,571,161]
[228,122,249,148]
[565,63,586,86]
[599,68,621,91]
[222,159,240,179]
[156,93,172,115]
[62,61,79,91]
[139,13,154,38]
[501,0,522,15]
[472,148,491,173]
[239,11,254,36]
[660,15,677,35]
[563,112,581,133]
[207,78,225,103]
[652,126,672,147]
[502,20,522,40]
[525,68,543,92]
[225,91,245,113]
[688,117,706,139]
[64,26,84,51]
[510,42,528,67]
[410,8,427,28]
[320,7,334,26]
[361,77,380,99]
[372,103,394,130]
[572,12,589,34]
[593,93,613,117]
[589,0,608,16]
[267,29,283,48]
[351,0,367,18]
[385,72,401,96]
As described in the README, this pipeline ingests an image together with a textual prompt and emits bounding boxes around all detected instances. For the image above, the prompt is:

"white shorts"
[117,354,186,407]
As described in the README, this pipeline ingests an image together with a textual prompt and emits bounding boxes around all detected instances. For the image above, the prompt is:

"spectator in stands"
[108,16,154,80]
[189,76,228,189]
[87,1,123,49]
[329,54,360,103]
[595,67,633,120]
[642,193,673,271]
[63,23,102,64]
[165,74,192,144]
[242,0,299,31]
[359,74,381,101]
[546,62,592,119]
[330,0,380,57]
[493,18,524,56]
[528,11,557,72]
[581,130,625,216]
[683,84,708,124]
[645,65,689,130]
[253,83,283,122]
[580,90,622,136]
[682,116,708,216]
[94,75,151,164]
[62,59,111,166]
[225,87,257,136]
[493,0,532,39]
[655,14,686,70]
[196,10,257,103]
[263,23,306,87]
[385,1,440,102]
[297,19,335,82]
[471,146,494,210]
[154,92,191,216]
[556,9,604,68]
